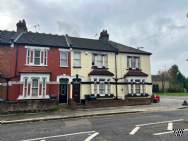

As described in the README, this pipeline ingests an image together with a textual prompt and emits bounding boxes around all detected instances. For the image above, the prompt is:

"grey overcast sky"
[0,0,188,76]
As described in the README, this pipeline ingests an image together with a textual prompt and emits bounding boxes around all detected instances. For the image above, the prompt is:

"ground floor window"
[127,78,146,94]
[91,77,112,96]
[99,79,105,95]
[20,74,49,99]
[32,78,39,96]
[135,83,140,93]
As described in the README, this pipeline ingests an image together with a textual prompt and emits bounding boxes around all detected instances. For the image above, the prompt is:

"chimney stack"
[16,19,28,33]
[99,30,109,42]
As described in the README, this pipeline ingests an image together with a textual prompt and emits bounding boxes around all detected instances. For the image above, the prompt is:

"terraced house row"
[0,20,152,104]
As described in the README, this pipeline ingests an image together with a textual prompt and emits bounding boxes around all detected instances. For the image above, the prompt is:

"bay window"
[20,74,49,99]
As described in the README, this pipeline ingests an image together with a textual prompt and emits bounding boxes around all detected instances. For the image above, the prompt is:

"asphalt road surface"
[1,109,188,141]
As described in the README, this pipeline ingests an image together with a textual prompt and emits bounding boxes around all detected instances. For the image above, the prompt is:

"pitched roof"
[15,32,69,48]
[124,69,148,77]
[109,41,151,55]
[0,30,152,55]
[88,68,114,76]
[69,36,117,52]
[0,30,17,45]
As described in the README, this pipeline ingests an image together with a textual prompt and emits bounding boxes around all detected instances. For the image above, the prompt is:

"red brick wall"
[0,45,71,101]
[0,46,16,78]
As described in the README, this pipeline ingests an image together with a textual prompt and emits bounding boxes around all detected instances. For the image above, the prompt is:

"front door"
[72,82,81,103]
[59,78,68,103]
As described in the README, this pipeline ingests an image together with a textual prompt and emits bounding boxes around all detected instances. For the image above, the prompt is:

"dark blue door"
[59,78,68,103]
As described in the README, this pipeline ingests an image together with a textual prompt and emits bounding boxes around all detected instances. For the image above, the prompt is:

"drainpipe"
[6,78,9,101]
[115,49,118,99]
[14,47,18,77]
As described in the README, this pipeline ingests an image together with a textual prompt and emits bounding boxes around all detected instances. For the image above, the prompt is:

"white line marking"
[153,129,188,136]
[136,119,183,127]
[129,127,140,135]
[20,131,96,141]
[84,132,99,141]
[167,122,173,131]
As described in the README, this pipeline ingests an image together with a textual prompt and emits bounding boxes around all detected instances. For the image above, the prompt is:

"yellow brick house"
[65,30,152,104]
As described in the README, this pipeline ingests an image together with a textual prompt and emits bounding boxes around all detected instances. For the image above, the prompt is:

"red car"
[152,95,160,103]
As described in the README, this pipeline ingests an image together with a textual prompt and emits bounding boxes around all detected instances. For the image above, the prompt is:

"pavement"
[0,96,188,124]
[1,109,188,141]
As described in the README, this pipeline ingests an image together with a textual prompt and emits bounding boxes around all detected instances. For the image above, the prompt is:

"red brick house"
[0,20,71,103]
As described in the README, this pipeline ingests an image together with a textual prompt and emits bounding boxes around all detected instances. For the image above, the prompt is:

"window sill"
[17,95,50,100]
[25,64,48,67]
[60,66,69,68]
[127,68,141,70]
[73,66,82,68]
[92,66,108,69]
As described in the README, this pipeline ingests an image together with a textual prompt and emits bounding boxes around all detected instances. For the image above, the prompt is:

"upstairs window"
[60,51,68,67]
[127,56,140,69]
[92,54,108,68]
[73,52,81,67]
[26,48,48,66]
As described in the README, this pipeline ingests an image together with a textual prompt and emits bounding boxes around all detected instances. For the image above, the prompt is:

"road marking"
[84,132,99,141]
[20,131,96,141]
[129,127,140,135]
[153,128,188,136]
[167,122,173,130]
[136,119,184,127]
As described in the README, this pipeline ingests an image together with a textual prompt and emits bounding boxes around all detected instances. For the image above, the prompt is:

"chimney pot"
[16,19,28,33]
[99,30,109,42]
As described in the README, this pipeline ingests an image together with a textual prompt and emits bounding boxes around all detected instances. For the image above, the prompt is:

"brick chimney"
[99,30,109,42]
[16,19,28,33]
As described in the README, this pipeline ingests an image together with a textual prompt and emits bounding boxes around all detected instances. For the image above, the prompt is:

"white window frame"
[127,56,140,69]
[93,54,108,68]
[41,77,47,96]
[23,77,28,97]
[107,79,111,94]
[19,73,50,100]
[60,51,68,67]
[99,79,105,95]
[73,52,81,67]
[31,78,39,97]
[26,46,49,66]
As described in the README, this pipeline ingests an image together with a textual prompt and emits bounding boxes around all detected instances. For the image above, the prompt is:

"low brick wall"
[79,98,152,108]
[0,99,58,114]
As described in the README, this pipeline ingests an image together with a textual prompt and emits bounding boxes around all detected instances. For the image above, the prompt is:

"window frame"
[73,52,81,67]
[127,56,140,69]
[23,77,28,97]
[26,47,48,66]
[99,79,106,95]
[31,78,39,97]
[41,77,47,96]
[93,54,108,68]
[60,51,68,67]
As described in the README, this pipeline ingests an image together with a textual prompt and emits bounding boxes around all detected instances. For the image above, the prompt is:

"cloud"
[0,0,188,76]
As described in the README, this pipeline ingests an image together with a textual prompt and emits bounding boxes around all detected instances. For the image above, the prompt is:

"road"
[1,109,188,141]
